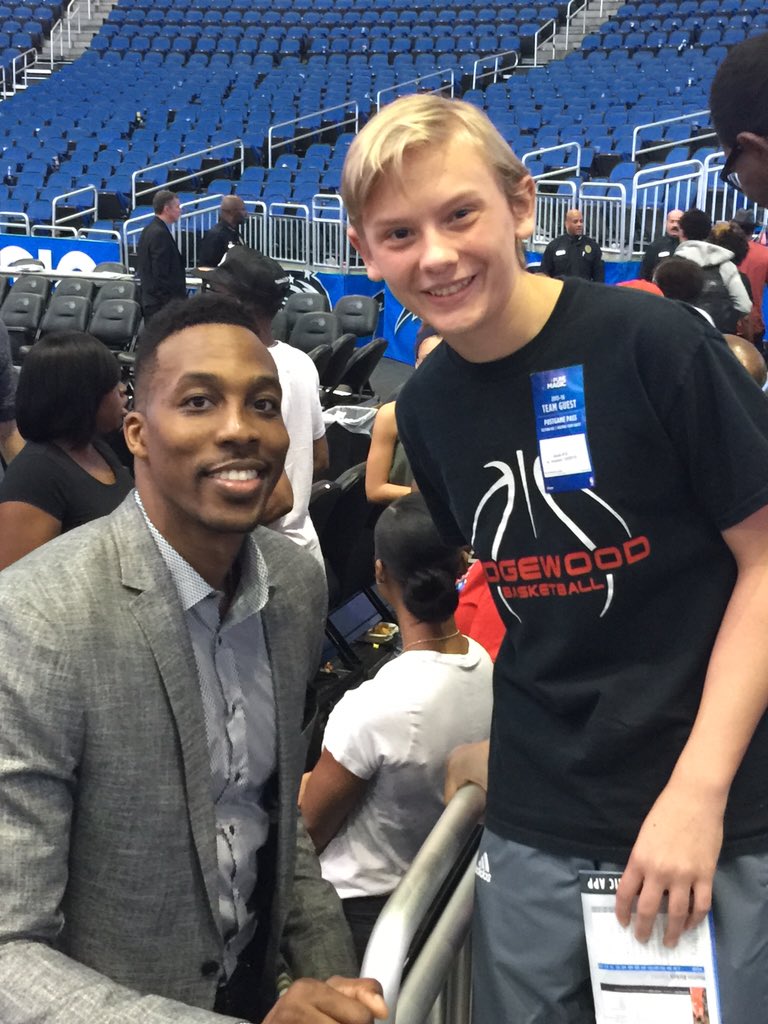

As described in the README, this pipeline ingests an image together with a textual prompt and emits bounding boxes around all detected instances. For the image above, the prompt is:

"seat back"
[8,274,52,302]
[39,295,92,338]
[308,478,341,541]
[283,290,330,332]
[321,462,384,609]
[94,261,130,273]
[336,336,388,396]
[0,292,46,356]
[320,332,357,391]
[288,311,341,353]
[333,294,379,338]
[88,298,142,351]
[55,278,96,302]
[306,343,333,378]
[94,280,139,308]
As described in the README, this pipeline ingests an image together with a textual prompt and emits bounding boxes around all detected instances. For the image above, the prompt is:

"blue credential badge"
[530,365,594,493]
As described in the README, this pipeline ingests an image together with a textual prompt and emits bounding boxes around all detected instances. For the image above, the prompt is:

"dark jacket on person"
[136,216,186,318]
[640,234,679,281]
[540,233,604,282]
[197,220,243,268]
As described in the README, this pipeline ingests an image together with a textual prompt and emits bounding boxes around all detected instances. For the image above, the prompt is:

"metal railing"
[267,201,311,265]
[471,50,519,90]
[579,181,628,254]
[311,193,347,270]
[131,139,245,208]
[267,102,359,169]
[31,222,78,237]
[376,70,455,111]
[631,109,714,162]
[629,159,703,256]
[361,783,485,1024]
[532,19,557,66]
[564,0,589,51]
[524,142,582,181]
[48,0,90,69]
[696,151,767,225]
[52,185,98,227]
[0,211,31,233]
[531,180,578,246]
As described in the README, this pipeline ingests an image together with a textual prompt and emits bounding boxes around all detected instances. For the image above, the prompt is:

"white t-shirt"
[269,341,326,566]
[319,638,494,898]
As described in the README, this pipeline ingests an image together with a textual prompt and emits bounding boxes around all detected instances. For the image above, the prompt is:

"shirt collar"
[134,491,269,620]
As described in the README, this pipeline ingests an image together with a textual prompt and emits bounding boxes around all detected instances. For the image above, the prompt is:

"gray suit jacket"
[0,496,355,1023]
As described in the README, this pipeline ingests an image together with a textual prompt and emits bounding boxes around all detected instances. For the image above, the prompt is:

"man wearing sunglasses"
[710,33,768,207]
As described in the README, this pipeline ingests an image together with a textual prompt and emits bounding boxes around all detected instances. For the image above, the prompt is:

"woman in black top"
[0,331,132,570]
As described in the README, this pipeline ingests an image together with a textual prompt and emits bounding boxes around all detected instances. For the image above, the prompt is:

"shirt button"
[200,960,220,977]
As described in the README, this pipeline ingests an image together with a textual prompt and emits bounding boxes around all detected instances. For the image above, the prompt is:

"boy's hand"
[264,977,387,1022]
[444,740,490,804]
[615,778,725,948]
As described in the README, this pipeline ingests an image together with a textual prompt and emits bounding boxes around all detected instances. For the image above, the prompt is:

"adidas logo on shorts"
[475,851,492,883]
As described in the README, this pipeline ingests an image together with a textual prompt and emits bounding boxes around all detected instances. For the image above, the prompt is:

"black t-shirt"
[397,279,768,860]
[0,438,133,530]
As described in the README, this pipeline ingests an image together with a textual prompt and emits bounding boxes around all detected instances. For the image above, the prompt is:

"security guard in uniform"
[540,208,604,282]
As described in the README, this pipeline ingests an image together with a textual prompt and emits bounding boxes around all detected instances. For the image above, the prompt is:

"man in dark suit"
[0,294,386,1023]
[198,195,248,268]
[136,189,187,320]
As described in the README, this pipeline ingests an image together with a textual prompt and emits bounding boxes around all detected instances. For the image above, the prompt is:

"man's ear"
[736,131,768,159]
[374,557,387,586]
[348,225,383,282]
[509,175,537,243]
[123,410,148,461]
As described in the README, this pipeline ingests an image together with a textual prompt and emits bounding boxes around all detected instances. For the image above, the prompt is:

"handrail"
[48,0,89,69]
[533,18,556,66]
[471,49,519,89]
[0,211,31,233]
[376,69,455,111]
[52,185,98,226]
[31,222,78,237]
[394,862,475,1024]
[267,101,359,168]
[564,0,588,51]
[360,783,486,1023]
[631,108,711,162]
[130,139,245,208]
[523,141,582,181]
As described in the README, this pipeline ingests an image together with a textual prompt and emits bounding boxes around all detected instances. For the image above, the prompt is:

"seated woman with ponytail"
[301,493,493,962]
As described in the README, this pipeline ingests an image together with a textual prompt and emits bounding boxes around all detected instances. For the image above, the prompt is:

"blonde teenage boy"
[342,93,768,1023]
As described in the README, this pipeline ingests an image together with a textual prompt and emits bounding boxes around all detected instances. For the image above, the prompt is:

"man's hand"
[615,777,725,948]
[444,740,489,804]
[264,976,387,1022]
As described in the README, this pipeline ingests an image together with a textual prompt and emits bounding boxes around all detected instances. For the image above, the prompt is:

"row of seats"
[0,276,140,359]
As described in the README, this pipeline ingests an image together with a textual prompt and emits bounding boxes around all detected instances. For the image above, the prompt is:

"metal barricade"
[240,200,268,256]
[361,783,486,1024]
[471,50,519,90]
[579,182,628,255]
[631,110,714,163]
[523,142,582,182]
[52,185,98,227]
[0,211,30,233]
[697,151,768,225]
[267,102,359,169]
[311,193,347,270]
[376,70,455,111]
[267,202,311,265]
[629,160,703,257]
[531,180,577,246]
[130,140,245,208]
[31,223,78,238]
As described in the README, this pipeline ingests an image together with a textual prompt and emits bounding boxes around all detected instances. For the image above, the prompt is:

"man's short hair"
[134,293,259,404]
[654,256,705,303]
[342,94,531,266]
[679,208,712,242]
[152,189,177,215]
[16,330,120,447]
[710,33,768,150]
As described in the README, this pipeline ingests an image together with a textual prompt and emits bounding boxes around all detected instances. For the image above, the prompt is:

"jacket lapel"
[111,498,221,932]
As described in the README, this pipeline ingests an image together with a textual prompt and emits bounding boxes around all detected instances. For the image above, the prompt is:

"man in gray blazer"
[0,295,386,1023]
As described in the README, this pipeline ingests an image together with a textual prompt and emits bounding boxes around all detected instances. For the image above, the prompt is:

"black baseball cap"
[200,247,290,319]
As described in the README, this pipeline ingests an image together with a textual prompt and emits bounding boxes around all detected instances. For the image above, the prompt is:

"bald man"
[725,333,768,389]
[197,194,248,268]
[540,208,604,282]
[640,208,683,281]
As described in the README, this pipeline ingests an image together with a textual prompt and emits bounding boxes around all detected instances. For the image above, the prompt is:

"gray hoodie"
[675,240,752,314]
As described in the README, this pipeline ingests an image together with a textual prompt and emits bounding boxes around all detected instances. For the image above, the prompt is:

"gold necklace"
[402,629,461,653]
